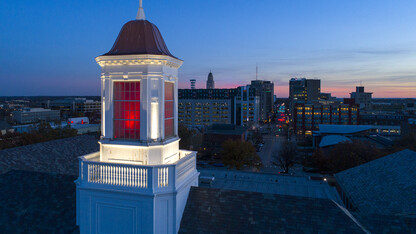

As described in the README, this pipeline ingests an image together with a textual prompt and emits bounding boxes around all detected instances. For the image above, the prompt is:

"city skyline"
[1,0,416,98]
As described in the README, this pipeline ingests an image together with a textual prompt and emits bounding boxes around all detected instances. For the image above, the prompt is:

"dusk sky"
[1,0,416,98]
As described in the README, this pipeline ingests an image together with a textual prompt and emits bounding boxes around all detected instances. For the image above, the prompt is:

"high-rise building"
[250,80,274,121]
[350,86,372,110]
[289,78,321,103]
[206,71,215,89]
[76,3,198,233]
[234,85,260,126]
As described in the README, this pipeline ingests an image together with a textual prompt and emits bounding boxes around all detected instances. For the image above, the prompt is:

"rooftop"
[0,170,78,232]
[317,124,374,135]
[319,135,352,148]
[0,135,99,175]
[199,169,342,202]
[179,187,364,233]
[104,20,175,58]
[335,149,416,216]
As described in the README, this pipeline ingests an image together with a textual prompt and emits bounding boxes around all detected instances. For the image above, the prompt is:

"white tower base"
[76,151,199,233]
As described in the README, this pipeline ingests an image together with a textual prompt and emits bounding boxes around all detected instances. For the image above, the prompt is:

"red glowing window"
[113,82,140,140]
[165,82,174,138]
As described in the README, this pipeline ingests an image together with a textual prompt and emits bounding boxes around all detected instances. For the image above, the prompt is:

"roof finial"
[136,0,146,20]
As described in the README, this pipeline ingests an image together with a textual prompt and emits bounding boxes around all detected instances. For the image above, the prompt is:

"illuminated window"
[165,82,174,138]
[113,82,140,140]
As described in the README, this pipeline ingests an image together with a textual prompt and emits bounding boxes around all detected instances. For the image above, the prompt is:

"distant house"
[335,149,416,217]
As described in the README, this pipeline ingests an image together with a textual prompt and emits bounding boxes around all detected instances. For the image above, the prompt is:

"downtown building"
[293,102,359,136]
[178,86,261,128]
[178,89,237,127]
[289,78,321,103]
[350,86,372,110]
[234,85,261,126]
[12,107,60,124]
[47,97,101,113]
[250,80,274,121]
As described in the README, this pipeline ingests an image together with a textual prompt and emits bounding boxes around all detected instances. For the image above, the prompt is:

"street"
[257,134,285,167]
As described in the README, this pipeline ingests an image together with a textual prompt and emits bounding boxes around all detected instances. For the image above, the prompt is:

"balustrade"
[78,150,196,193]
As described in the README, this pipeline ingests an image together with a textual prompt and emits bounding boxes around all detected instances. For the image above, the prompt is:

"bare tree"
[273,140,298,173]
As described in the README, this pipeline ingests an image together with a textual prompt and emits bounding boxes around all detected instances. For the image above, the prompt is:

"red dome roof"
[104,20,175,57]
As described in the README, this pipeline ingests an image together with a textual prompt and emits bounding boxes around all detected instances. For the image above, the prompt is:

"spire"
[136,0,146,20]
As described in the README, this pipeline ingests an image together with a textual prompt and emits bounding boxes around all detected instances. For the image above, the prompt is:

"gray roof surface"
[199,169,342,203]
[0,135,99,175]
[0,170,78,233]
[353,213,416,233]
[335,149,416,216]
[318,124,373,134]
[319,135,352,147]
[179,187,365,233]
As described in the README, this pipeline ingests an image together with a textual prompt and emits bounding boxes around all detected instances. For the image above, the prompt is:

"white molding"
[96,54,183,69]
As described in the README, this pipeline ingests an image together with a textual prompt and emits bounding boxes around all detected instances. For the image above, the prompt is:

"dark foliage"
[221,139,262,170]
[0,122,78,150]
[311,140,384,173]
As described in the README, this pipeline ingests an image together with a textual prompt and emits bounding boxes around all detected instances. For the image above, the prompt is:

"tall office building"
[289,78,321,103]
[76,3,198,233]
[350,86,372,110]
[289,78,321,118]
[234,85,260,126]
[250,80,274,121]
[206,71,215,89]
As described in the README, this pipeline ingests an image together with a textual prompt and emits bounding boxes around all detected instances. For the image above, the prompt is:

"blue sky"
[1,0,416,97]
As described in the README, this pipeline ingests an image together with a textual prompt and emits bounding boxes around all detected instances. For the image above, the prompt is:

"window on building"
[113,82,140,140]
[165,82,174,138]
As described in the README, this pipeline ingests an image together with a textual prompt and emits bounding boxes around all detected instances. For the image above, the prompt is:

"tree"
[272,140,298,173]
[221,139,262,170]
[311,140,385,173]
[178,124,202,151]
[393,132,416,152]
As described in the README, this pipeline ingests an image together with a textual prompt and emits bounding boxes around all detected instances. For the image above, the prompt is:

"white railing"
[88,163,148,188]
[78,150,197,193]
[158,167,169,187]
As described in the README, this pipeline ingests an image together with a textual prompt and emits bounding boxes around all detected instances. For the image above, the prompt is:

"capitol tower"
[75,1,199,233]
